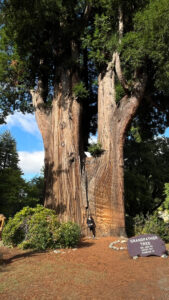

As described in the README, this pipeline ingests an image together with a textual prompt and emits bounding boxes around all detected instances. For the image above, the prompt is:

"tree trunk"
[31,61,146,237]
[86,65,146,236]
[31,69,87,231]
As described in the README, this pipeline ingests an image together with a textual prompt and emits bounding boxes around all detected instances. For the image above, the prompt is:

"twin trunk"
[33,68,142,237]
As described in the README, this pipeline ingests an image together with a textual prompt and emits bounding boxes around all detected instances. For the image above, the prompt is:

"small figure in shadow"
[87,215,96,238]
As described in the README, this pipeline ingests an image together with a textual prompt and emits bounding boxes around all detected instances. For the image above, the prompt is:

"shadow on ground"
[0,250,43,269]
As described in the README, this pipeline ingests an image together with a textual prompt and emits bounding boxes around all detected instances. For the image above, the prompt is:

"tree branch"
[115,52,130,93]
[30,86,44,109]
[82,4,92,24]
[118,6,124,42]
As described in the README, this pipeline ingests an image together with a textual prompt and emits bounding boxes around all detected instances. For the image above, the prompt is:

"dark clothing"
[87,218,94,228]
[87,217,96,237]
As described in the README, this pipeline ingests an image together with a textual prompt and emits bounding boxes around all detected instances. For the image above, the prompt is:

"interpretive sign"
[127,234,166,258]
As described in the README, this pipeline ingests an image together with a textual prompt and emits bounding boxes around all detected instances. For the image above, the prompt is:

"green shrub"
[2,205,81,250]
[87,142,104,157]
[133,212,169,243]
[56,222,81,248]
[2,206,35,246]
[20,208,60,250]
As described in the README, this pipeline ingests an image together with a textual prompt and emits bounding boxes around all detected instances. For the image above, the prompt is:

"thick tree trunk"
[31,70,87,231]
[31,61,146,237]
[86,65,146,236]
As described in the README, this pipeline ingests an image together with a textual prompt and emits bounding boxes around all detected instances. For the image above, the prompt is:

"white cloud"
[5,112,41,137]
[18,151,44,174]
[89,134,97,144]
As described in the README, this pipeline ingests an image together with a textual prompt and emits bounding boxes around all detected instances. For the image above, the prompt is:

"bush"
[2,206,35,246]
[2,205,81,250]
[133,212,169,243]
[57,222,81,248]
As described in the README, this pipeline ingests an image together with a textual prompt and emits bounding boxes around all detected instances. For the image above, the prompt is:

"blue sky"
[0,111,169,181]
[0,112,44,180]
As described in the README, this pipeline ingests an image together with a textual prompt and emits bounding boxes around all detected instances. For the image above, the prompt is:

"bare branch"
[115,52,130,93]
[82,4,92,23]
[118,6,124,42]
[30,87,44,109]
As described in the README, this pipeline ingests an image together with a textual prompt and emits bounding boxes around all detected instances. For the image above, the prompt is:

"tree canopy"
[0,0,169,134]
[1,0,169,235]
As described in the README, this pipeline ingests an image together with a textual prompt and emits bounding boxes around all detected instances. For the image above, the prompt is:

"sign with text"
[127,234,166,257]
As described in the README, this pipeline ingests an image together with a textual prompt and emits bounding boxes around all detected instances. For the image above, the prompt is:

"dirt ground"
[0,237,169,300]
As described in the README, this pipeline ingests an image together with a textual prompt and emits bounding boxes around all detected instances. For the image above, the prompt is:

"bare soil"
[0,237,169,300]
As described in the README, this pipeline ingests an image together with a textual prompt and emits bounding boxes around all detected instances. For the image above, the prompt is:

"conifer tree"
[0,0,169,235]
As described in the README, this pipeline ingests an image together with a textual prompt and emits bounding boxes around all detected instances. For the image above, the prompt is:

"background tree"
[0,131,19,169]
[25,173,44,206]
[1,0,169,235]
[124,137,169,217]
[0,131,43,218]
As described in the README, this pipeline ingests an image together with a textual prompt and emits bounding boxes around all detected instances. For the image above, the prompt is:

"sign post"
[127,234,168,259]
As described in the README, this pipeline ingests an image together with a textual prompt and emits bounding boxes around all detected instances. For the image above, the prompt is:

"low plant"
[57,222,81,248]
[133,212,169,243]
[2,205,81,250]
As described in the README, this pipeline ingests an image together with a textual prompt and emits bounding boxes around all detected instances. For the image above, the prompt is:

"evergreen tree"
[124,137,169,217]
[0,131,41,217]
[0,131,19,169]
[0,0,169,235]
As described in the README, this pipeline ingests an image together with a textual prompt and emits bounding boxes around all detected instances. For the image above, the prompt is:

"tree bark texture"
[31,70,87,232]
[85,65,146,236]
[31,62,146,236]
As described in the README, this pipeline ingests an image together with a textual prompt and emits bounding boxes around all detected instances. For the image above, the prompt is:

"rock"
[161,254,168,258]
[53,250,61,254]
[109,242,114,249]
[109,240,127,250]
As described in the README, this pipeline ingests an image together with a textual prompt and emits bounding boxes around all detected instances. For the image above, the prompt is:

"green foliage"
[25,175,44,206]
[19,206,60,250]
[73,82,89,101]
[2,206,35,246]
[0,0,91,112]
[133,0,169,93]
[130,126,142,143]
[115,82,125,103]
[132,213,169,243]
[0,131,19,170]
[0,131,44,218]
[163,183,169,210]
[82,13,118,67]
[2,205,81,250]
[87,142,104,157]
[124,137,169,217]
[56,222,81,248]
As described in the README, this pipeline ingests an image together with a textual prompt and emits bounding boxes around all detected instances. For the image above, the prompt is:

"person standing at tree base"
[87,215,96,238]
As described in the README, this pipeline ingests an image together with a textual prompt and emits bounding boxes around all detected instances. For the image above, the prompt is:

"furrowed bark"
[31,70,87,231]
[86,56,147,236]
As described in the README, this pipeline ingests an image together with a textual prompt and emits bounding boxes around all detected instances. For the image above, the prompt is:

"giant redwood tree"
[1,0,169,236]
